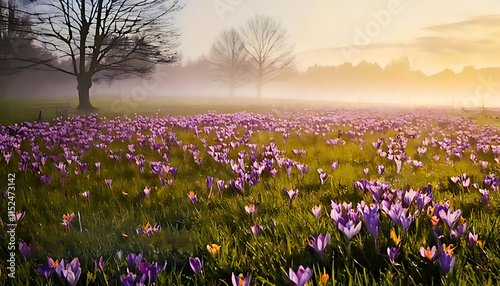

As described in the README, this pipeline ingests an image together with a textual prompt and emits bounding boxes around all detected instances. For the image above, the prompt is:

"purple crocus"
[479,189,489,204]
[95,162,101,174]
[206,176,214,192]
[416,191,433,212]
[419,246,437,260]
[362,204,380,240]
[377,165,385,175]
[363,168,369,176]
[245,204,256,215]
[217,180,227,194]
[309,232,331,257]
[40,175,51,185]
[451,223,467,240]
[312,205,321,220]
[285,188,299,205]
[331,161,339,171]
[126,253,141,269]
[468,227,479,248]
[232,273,251,286]
[251,224,264,236]
[37,257,58,279]
[187,191,197,203]
[317,169,329,185]
[55,258,82,286]
[296,164,309,175]
[338,220,362,242]
[288,265,312,286]
[81,190,90,199]
[62,213,74,229]
[19,241,30,261]
[438,247,456,274]
[438,208,462,229]
[387,247,399,263]
[189,257,203,274]
[143,187,151,198]
[94,256,108,271]
[121,272,138,286]
[105,179,112,189]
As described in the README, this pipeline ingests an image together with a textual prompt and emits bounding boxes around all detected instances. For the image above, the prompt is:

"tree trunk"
[77,74,96,110]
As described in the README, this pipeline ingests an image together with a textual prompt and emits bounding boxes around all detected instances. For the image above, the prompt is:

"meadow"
[0,98,499,285]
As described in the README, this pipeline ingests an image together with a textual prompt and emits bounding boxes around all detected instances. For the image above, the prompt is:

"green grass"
[0,100,499,285]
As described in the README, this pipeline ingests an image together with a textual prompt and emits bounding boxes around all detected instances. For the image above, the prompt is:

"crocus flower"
[309,232,331,257]
[105,179,112,189]
[362,204,380,240]
[377,165,385,175]
[438,208,462,229]
[37,257,58,279]
[387,247,399,263]
[321,270,329,285]
[55,258,81,286]
[95,162,101,174]
[187,191,197,203]
[19,241,30,261]
[139,261,165,283]
[10,211,25,223]
[363,168,369,176]
[296,164,309,175]
[81,190,90,199]
[117,251,123,261]
[121,272,137,286]
[217,180,227,194]
[468,227,481,248]
[232,273,251,286]
[189,257,203,274]
[245,204,256,215]
[331,161,339,171]
[206,176,214,192]
[416,192,433,212]
[479,189,489,204]
[438,244,456,274]
[317,169,329,185]
[419,246,437,260]
[126,253,141,269]
[312,205,321,220]
[143,187,151,198]
[451,222,467,239]
[288,265,312,286]
[251,224,264,236]
[62,213,74,229]
[285,188,299,205]
[207,244,220,257]
[338,220,362,242]
[94,256,108,271]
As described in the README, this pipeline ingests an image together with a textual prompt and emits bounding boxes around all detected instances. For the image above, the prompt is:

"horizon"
[179,0,500,74]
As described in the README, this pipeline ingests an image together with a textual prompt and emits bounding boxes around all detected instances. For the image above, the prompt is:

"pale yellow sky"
[178,0,500,74]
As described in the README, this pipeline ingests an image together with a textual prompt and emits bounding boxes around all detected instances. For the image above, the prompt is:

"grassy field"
[0,99,499,285]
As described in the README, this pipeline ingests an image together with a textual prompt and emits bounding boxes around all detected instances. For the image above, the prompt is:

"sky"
[177,0,500,74]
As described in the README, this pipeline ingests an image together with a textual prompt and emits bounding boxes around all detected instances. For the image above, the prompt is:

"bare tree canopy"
[208,28,248,97]
[28,0,182,109]
[241,15,294,99]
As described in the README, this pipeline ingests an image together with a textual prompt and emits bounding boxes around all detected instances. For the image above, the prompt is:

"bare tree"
[29,0,182,109]
[240,15,294,99]
[208,28,248,97]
